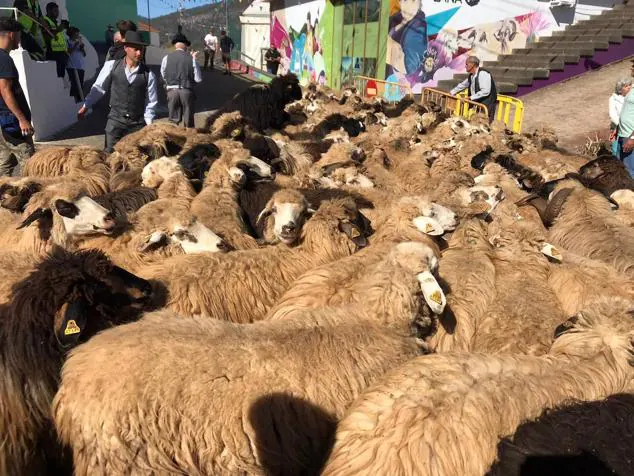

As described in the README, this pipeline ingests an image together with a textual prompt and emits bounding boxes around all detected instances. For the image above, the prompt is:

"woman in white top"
[66,26,86,103]
[609,77,633,156]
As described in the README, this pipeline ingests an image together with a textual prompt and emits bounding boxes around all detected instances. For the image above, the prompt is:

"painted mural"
[386,0,559,93]
[271,0,332,85]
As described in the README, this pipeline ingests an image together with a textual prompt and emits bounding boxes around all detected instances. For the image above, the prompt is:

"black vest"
[164,49,195,89]
[468,68,498,109]
[108,59,148,123]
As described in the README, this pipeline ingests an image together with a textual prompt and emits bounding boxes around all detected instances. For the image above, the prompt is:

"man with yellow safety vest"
[13,0,45,60]
[41,2,68,79]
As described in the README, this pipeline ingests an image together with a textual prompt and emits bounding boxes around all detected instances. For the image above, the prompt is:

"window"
[367,0,380,23]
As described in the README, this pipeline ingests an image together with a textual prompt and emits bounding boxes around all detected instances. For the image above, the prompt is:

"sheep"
[140,156,197,200]
[91,187,158,222]
[0,248,152,476]
[189,141,274,250]
[576,154,634,197]
[0,184,116,255]
[521,179,634,277]
[470,215,566,355]
[108,168,143,192]
[77,198,229,272]
[429,218,496,352]
[487,393,634,476]
[266,196,456,321]
[22,146,110,196]
[139,198,373,321]
[53,242,444,475]
[205,74,303,131]
[321,297,634,476]
[256,188,314,245]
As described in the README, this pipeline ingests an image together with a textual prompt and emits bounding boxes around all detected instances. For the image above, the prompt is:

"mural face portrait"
[400,0,421,22]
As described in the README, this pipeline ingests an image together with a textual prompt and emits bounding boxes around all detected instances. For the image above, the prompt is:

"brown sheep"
[0,249,152,475]
[53,242,438,475]
[139,198,372,321]
[321,298,634,476]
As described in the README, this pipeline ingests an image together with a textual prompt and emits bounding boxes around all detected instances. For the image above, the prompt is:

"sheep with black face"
[0,248,152,475]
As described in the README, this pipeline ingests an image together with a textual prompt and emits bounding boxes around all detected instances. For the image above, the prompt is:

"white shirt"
[609,93,625,126]
[160,48,203,89]
[83,59,158,125]
[204,34,218,51]
[450,67,493,101]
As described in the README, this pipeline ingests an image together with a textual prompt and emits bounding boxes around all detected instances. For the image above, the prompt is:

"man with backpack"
[450,55,498,123]
[77,31,158,153]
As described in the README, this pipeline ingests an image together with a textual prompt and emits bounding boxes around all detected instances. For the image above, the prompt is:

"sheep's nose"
[103,213,116,228]
[217,240,231,252]
[282,223,296,233]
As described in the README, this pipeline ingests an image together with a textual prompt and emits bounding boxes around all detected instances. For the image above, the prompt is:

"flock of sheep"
[0,73,633,476]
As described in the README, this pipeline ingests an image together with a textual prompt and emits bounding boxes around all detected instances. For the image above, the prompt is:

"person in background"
[203,29,217,71]
[66,26,86,103]
[14,0,45,60]
[219,29,234,76]
[450,55,498,124]
[0,17,34,176]
[78,31,158,153]
[617,83,634,178]
[608,78,632,157]
[105,24,114,50]
[264,43,281,75]
[41,2,68,79]
[161,33,201,128]
[105,19,137,62]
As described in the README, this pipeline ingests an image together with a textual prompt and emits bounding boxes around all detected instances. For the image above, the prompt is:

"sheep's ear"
[541,243,563,262]
[338,221,367,247]
[553,314,580,339]
[55,294,89,349]
[256,206,273,224]
[138,231,168,253]
[17,207,52,229]
[55,199,80,219]
[417,271,446,315]
[412,216,444,236]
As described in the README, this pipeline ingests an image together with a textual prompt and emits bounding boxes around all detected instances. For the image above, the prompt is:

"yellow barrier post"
[423,88,488,121]
[454,90,524,133]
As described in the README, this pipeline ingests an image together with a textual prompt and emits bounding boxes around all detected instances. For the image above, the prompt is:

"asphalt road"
[37,66,254,149]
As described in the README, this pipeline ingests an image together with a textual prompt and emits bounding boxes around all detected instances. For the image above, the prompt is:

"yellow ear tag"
[429,290,443,305]
[64,319,81,336]
[425,223,435,233]
[541,243,563,262]
[351,227,361,238]
[230,128,241,138]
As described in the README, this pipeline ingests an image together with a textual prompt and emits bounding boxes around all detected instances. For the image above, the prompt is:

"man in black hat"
[78,31,158,153]
[160,33,201,128]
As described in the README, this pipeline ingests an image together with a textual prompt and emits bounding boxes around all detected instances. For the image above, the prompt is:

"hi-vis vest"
[43,16,67,52]
[18,0,42,35]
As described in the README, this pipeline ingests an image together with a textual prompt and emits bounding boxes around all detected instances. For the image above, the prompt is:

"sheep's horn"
[543,187,574,227]
[514,193,540,207]
[516,194,549,223]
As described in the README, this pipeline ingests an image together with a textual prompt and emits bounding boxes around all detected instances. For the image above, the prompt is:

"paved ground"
[521,58,632,152]
[37,67,254,149]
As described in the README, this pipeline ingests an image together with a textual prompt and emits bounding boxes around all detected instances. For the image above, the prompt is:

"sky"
[136,0,218,19]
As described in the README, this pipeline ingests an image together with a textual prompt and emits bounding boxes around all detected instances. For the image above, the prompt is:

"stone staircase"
[437,1,634,96]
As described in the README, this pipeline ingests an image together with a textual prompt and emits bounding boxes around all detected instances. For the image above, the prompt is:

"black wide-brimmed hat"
[122,30,149,47]
[171,33,191,46]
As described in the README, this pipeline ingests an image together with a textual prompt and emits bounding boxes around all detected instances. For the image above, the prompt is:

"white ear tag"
[541,243,563,262]
[413,217,444,236]
[417,271,447,315]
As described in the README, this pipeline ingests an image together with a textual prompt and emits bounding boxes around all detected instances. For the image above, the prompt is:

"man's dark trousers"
[104,116,144,153]
[167,88,195,128]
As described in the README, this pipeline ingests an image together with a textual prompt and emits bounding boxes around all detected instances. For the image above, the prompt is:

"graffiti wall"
[386,0,559,93]
[270,0,333,85]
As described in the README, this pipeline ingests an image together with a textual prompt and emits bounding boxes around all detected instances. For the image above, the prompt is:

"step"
[492,73,534,86]
[435,79,518,95]
[486,65,550,79]
[551,30,623,43]
[534,40,610,51]
[510,49,583,62]
[494,56,565,70]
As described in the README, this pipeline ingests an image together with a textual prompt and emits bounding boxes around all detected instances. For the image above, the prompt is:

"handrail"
[0,7,18,20]
[423,87,489,120]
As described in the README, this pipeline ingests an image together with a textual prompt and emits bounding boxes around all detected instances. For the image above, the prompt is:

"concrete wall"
[66,0,138,43]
